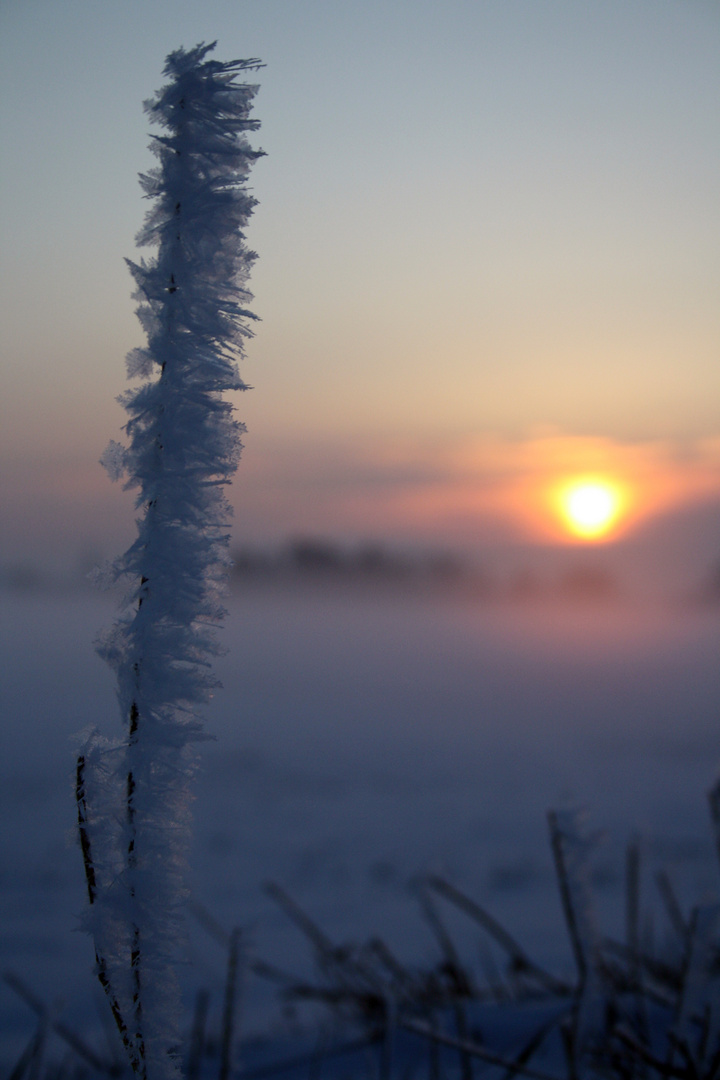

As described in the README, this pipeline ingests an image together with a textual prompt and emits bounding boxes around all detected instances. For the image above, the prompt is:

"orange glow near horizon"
[309,432,720,550]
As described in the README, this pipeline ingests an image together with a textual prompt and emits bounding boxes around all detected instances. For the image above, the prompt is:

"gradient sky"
[1,0,719,569]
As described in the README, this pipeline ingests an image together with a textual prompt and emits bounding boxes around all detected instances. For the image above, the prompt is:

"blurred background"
[1,0,720,1059]
[1,0,719,592]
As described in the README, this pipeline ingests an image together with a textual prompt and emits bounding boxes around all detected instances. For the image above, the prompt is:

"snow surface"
[1,583,718,1064]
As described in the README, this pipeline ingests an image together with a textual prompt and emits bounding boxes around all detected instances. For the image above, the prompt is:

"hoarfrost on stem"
[80,42,264,1080]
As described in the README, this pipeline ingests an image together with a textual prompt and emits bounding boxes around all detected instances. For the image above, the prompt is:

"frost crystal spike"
[79,43,263,1079]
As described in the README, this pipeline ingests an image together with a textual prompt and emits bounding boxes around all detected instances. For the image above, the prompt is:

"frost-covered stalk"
[80,43,263,1079]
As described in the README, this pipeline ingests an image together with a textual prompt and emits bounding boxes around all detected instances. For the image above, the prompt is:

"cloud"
[230,430,720,548]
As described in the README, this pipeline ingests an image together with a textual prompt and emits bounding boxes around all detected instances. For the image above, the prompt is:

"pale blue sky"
[1,0,719,563]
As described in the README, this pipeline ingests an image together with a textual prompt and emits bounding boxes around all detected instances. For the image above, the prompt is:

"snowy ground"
[1,581,718,1065]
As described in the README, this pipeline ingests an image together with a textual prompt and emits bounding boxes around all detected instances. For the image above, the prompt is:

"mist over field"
[2,572,718,1058]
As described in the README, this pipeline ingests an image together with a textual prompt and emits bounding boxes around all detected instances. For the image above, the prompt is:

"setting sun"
[556,478,625,540]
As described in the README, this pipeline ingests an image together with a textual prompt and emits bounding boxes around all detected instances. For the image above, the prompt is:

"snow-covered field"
[1,582,718,1064]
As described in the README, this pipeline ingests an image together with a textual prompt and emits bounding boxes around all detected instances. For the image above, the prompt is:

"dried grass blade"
[547,812,586,988]
[426,874,569,994]
[416,885,473,1080]
[219,928,242,1080]
[3,972,114,1075]
[187,989,209,1080]
[263,883,336,961]
[401,1018,562,1080]
[7,1023,45,1080]
[656,870,688,943]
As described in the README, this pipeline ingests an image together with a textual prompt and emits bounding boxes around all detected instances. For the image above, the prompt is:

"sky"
[1,0,719,577]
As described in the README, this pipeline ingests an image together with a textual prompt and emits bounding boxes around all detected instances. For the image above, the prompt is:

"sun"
[556,477,624,540]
